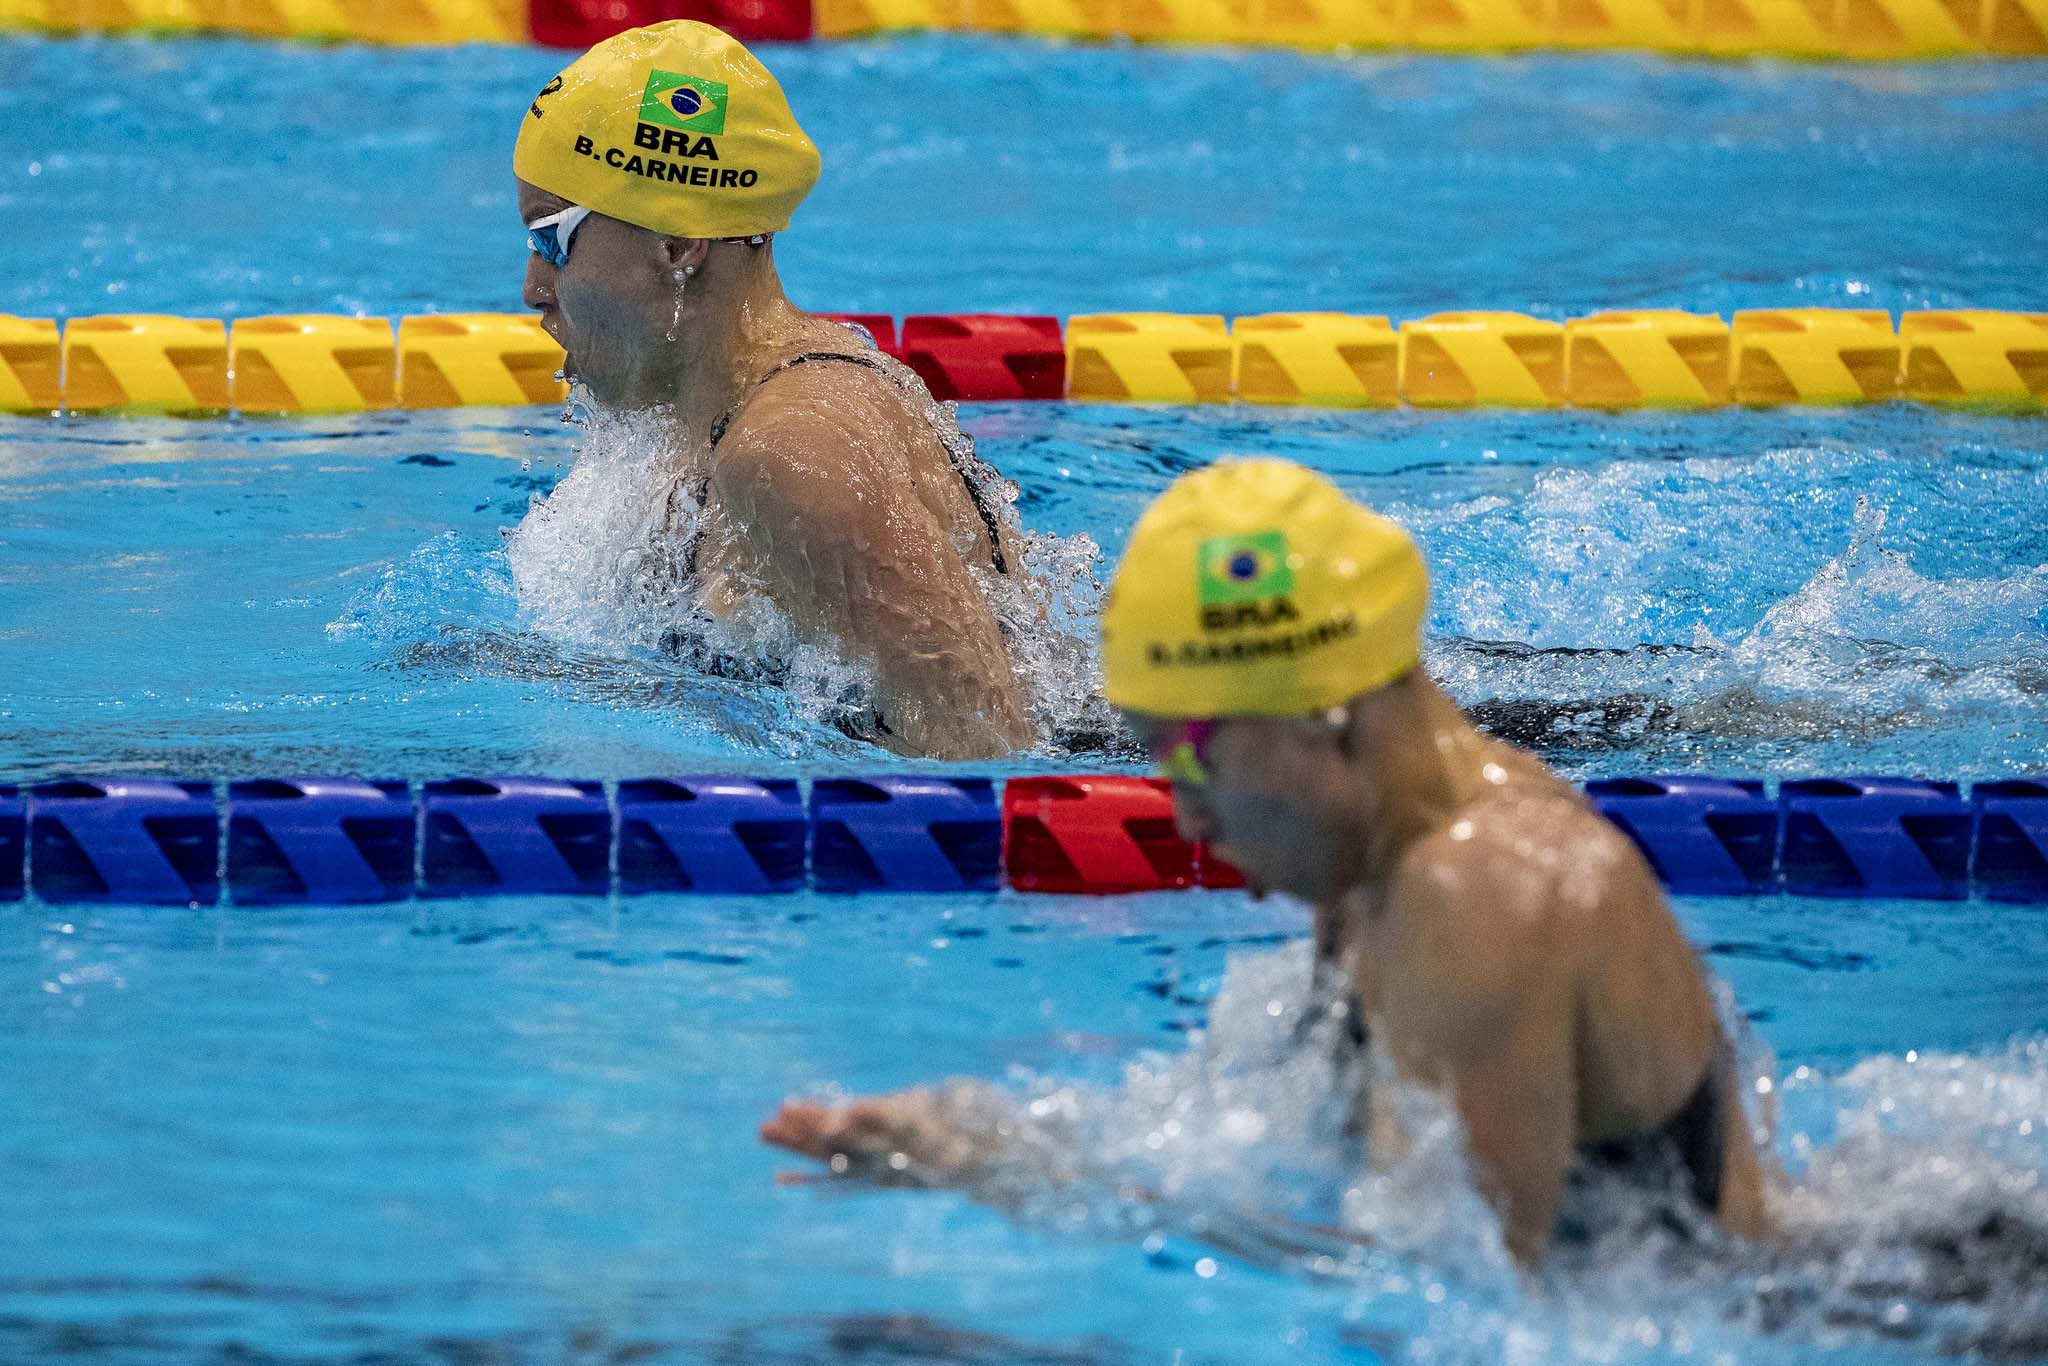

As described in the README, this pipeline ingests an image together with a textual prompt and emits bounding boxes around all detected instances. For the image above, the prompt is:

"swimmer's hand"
[761,1090,983,1187]
[764,1090,1383,1278]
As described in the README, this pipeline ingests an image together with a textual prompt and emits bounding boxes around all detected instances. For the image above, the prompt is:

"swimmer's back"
[714,321,1017,580]
[1377,753,1769,1239]
[686,315,1033,758]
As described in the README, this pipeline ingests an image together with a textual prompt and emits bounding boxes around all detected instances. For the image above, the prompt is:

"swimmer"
[763,459,1770,1268]
[514,22,1032,760]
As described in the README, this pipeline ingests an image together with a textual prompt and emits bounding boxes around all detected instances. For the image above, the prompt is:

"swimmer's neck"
[1327,671,1504,908]
[654,244,813,449]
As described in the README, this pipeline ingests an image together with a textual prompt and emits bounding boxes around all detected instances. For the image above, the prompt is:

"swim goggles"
[1149,718,1219,788]
[526,208,776,269]
[1146,705,1354,789]
[525,205,592,268]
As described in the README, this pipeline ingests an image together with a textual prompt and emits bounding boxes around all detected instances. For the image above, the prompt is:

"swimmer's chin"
[1209,844,1269,898]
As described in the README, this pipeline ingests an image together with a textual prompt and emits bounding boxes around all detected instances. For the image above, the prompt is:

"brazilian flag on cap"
[1197,530,1294,605]
[641,70,728,135]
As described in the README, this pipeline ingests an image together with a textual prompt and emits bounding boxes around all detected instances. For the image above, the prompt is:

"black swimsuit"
[1580,1045,1730,1214]
[1323,991,1729,1219]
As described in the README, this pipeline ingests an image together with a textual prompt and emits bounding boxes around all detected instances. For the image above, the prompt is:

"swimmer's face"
[1126,711,1356,904]
[518,179,702,408]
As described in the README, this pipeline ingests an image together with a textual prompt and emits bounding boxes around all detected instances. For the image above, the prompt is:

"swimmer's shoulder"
[1371,808,1623,1052]
[718,357,908,477]
[1371,829,1560,1052]
[1389,777,1648,941]
[709,354,903,486]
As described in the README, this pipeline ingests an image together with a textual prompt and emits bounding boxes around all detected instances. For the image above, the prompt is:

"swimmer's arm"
[763,1088,1382,1274]
[761,1085,1059,1191]
[1374,845,1578,1268]
[709,410,1032,760]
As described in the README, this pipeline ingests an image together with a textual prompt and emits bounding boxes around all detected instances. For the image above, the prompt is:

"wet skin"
[517,180,1032,759]
[764,669,1771,1267]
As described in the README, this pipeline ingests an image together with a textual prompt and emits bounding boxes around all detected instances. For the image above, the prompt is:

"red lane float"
[529,0,809,47]
[1002,774,1241,894]
[693,0,812,39]
[899,314,1066,402]
[528,0,665,47]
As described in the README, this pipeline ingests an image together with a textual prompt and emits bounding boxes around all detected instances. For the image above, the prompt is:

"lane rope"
[4,0,2044,60]
[4,309,2044,416]
[3,773,2043,903]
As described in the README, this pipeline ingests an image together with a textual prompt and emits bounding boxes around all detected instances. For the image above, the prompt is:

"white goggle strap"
[526,204,592,255]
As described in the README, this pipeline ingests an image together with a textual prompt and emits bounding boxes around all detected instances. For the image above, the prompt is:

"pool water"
[5,38,2047,319]
[3,401,2043,782]
[3,29,2047,1366]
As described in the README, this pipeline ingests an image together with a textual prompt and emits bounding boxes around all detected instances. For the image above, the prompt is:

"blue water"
[4,29,2048,1366]
[3,37,2047,319]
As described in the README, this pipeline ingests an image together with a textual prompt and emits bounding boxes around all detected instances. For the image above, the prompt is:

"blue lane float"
[421,777,610,897]
[3,772,2044,906]
[617,777,806,894]
[809,776,1003,893]
[226,778,416,905]
[1780,776,1975,900]
[1974,779,2048,903]
[1584,776,1778,895]
[28,778,219,905]
[0,785,22,902]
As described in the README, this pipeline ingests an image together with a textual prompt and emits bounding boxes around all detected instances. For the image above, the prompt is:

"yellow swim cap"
[514,21,821,240]
[1101,459,1429,718]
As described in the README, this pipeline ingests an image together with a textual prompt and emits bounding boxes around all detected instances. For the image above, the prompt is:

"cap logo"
[1198,530,1294,606]
[641,70,729,136]
[528,75,563,119]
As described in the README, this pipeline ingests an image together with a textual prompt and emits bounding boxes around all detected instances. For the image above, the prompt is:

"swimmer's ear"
[659,237,713,275]
[1331,700,1361,760]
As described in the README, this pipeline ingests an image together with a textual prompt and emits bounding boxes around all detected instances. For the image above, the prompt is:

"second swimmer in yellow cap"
[1102,459,1770,1263]
[514,22,1032,760]
[761,459,1770,1268]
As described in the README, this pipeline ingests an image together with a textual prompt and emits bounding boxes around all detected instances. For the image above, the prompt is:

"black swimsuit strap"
[706,351,888,449]
[705,350,1009,576]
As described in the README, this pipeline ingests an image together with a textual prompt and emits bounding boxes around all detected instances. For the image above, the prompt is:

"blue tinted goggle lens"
[527,225,568,267]
[524,205,590,268]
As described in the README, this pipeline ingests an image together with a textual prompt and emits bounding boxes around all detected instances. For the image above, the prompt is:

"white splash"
[935,937,2048,1364]
[499,368,1116,753]
[501,401,698,654]
[1726,497,2048,713]
[1417,462,2048,767]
